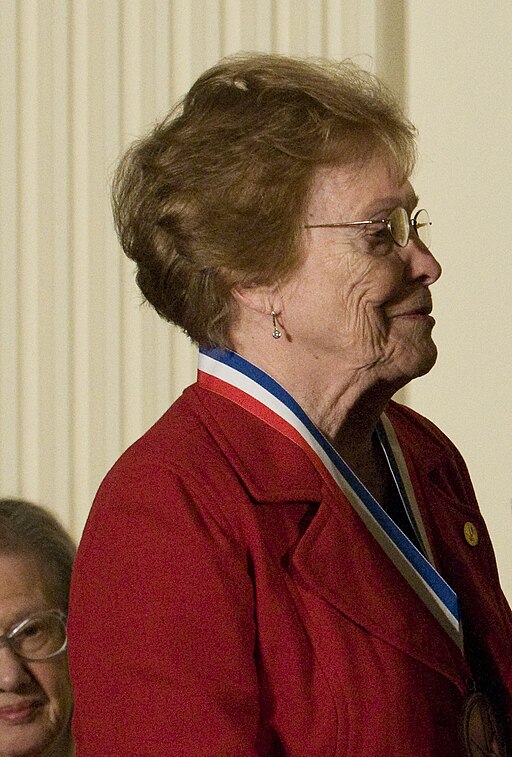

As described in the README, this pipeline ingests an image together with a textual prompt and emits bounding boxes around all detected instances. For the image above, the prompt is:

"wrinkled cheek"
[340,268,393,340]
[339,302,389,359]
[47,666,73,727]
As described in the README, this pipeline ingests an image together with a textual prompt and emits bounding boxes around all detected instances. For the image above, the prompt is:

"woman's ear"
[231,283,282,316]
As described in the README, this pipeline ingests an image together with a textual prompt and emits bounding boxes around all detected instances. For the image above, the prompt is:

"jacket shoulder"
[386,400,466,462]
[385,399,479,511]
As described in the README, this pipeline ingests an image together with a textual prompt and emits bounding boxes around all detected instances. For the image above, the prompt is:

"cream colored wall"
[405,2,512,600]
[2,0,509,601]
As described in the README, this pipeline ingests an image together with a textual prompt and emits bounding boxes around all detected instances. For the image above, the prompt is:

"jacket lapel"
[195,385,468,689]
[290,484,467,688]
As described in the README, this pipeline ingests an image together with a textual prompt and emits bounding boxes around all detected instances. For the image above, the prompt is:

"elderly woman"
[0,498,75,756]
[68,54,512,755]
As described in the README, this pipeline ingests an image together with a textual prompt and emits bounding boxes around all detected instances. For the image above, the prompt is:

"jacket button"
[463,521,479,546]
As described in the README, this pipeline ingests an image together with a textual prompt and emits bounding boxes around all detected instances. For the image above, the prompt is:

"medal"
[462,691,508,756]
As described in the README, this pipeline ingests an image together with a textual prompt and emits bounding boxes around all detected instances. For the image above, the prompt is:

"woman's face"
[0,553,73,757]
[278,155,442,387]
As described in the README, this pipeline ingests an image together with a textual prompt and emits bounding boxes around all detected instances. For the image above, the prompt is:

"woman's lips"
[388,302,434,322]
[0,701,42,723]
[393,311,434,320]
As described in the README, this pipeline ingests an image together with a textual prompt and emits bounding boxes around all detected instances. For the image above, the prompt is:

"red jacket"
[68,384,512,756]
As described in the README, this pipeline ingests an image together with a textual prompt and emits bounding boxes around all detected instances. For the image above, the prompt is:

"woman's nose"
[398,236,442,286]
[0,645,32,691]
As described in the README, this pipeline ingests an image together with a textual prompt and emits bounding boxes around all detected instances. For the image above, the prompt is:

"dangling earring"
[271,311,281,339]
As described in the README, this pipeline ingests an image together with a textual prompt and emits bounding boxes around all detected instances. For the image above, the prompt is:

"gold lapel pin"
[463,521,479,547]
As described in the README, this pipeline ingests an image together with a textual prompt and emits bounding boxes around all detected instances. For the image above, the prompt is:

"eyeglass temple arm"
[304,219,383,229]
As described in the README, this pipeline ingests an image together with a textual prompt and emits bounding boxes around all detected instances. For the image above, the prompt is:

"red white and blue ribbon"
[198,346,462,650]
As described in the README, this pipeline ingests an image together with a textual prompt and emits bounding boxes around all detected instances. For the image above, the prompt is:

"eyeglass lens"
[414,208,432,248]
[8,613,67,660]
[388,207,431,249]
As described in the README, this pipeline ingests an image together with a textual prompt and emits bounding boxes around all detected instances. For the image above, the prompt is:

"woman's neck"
[233,343,397,449]
[228,334,404,503]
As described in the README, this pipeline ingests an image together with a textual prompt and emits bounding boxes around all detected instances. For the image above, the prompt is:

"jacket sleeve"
[68,461,262,756]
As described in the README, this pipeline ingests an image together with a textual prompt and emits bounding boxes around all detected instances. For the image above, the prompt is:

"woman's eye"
[18,622,43,639]
[364,226,393,256]
[367,226,391,245]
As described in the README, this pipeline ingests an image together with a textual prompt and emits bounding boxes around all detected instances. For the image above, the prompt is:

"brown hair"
[0,498,76,613]
[112,52,417,347]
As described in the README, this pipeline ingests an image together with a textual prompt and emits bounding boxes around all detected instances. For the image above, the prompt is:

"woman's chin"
[0,719,71,757]
[404,347,438,382]
[384,342,438,388]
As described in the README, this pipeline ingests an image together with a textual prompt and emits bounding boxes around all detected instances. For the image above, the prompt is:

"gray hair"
[0,498,76,613]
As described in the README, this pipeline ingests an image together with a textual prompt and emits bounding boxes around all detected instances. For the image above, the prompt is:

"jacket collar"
[192,383,323,504]
[192,384,450,504]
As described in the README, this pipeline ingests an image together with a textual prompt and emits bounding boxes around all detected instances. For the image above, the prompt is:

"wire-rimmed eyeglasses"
[0,610,67,661]
[305,206,432,250]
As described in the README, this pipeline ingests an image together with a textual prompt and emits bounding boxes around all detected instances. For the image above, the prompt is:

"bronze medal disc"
[462,691,508,756]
